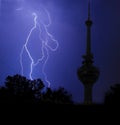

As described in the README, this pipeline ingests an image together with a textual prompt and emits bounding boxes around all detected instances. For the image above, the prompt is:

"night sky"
[0,0,120,104]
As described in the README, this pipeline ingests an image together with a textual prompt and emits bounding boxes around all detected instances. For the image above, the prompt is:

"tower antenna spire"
[88,0,91,20]
[85,0,92,56]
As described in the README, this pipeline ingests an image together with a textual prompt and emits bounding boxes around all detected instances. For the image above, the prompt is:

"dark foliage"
[39,87,73,104]
[104,83,120,104]
[0,74,73,105]
[0,74,44,104]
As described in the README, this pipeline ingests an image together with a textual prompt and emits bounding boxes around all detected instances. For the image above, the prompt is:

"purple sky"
[0,0,120,104]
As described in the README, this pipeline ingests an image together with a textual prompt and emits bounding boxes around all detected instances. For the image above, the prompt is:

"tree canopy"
[0,74,73,105]
[104,83,120,104]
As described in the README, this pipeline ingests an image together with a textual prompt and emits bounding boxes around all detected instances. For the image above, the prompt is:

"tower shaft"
[84,84,93,104]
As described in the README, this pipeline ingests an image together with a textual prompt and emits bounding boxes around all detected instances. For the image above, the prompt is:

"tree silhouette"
[40,87,73,104]
[104,83,120,104]
[0,74,44,104]
[0,74,73,105]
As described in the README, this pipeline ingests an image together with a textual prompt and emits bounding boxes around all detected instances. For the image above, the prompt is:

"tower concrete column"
[84,83,93,104]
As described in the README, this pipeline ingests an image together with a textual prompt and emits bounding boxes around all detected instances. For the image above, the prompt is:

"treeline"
[0,74,120,105]
[0,74,73,105]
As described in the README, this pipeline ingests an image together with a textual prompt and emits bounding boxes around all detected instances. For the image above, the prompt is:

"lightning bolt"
[20,9,59,88]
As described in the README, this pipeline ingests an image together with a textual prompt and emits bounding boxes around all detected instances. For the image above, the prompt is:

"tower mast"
[84,0,93,63]
[86,0,92,56]
[77,0,100,104]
